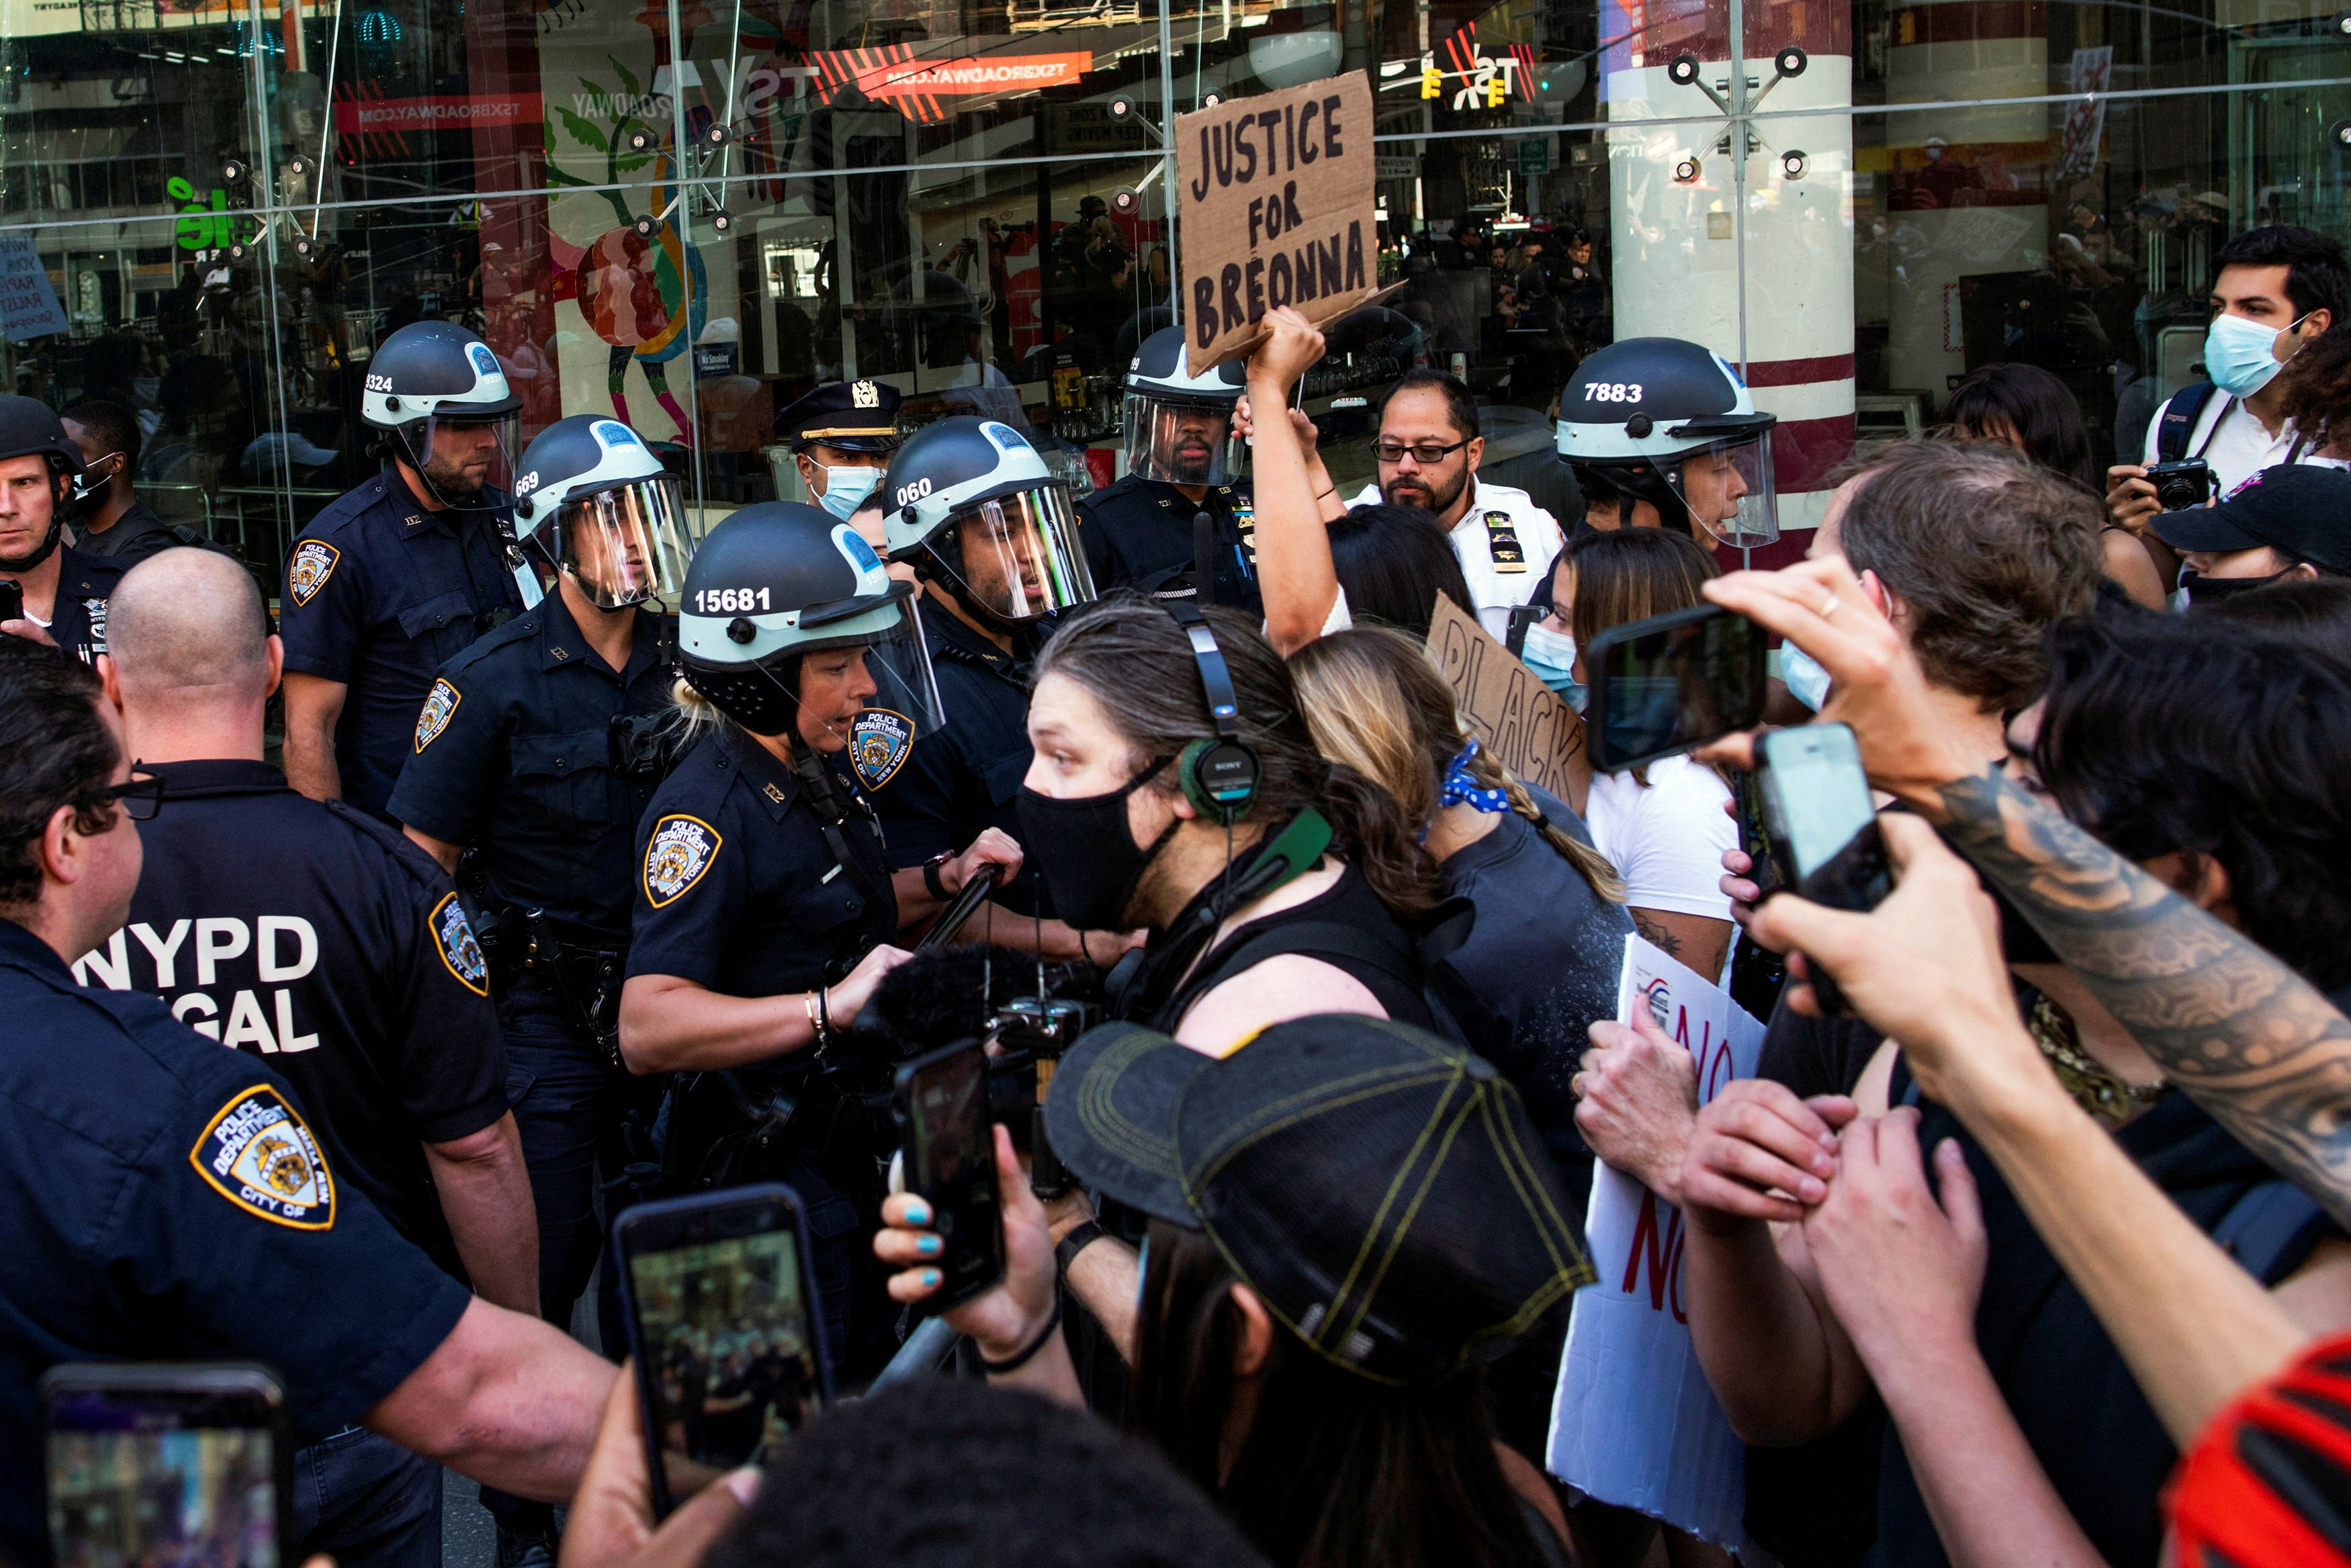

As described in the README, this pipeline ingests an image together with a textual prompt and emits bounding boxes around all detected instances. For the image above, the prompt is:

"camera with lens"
[986,996,1098,1199]
[610,712,675,778]
[2146,457,2213,513]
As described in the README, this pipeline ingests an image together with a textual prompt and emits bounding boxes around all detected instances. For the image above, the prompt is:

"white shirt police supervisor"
[1347,475,1564,641]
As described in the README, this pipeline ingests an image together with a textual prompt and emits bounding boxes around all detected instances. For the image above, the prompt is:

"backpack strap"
[2212,1178,2330,1286]
[2155,382,2225,465]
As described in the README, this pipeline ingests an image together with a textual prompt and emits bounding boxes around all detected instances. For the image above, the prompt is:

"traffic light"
[1487,73,1507,107]
[1421,65,1442,99]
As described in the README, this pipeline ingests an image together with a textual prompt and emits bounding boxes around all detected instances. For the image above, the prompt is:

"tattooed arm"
[1705,556,2351,1230]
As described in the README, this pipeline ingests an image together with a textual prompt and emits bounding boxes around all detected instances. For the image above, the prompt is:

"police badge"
[849,708,914,790]
[189,1084,337,1230]
[287,539,341,607]
[851,379,881,409]
[430,892,490,995]
[643,814,722,908]
[414,678,461,752]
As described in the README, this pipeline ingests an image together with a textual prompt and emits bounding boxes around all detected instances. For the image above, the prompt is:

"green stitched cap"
[1045,1015,1595,1385]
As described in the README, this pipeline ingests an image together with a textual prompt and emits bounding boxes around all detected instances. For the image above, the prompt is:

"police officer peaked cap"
[678,502,914,671]
[1554,337,1775,466]
[361,321,523,430]
[776,378,903,453]
[511,415,668,536]
[1125,325,1248,405]
[879,416,1059,559]
[0,394,86,479]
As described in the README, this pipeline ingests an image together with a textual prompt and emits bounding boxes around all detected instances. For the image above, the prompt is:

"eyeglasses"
[89,770,163,822]
[1371,436,1471,466]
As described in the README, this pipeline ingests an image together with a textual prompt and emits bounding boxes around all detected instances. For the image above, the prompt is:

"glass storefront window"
[1,0,2342,575]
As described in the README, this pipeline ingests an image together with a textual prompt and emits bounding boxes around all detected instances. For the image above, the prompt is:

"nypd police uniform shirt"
[0,917,472,1563]
[1076,474,1263,615]
[627,726,897,1001]
[278,470,523,819]
[85,759,509,1280]
[871,599,1047,917]
[1347,475,1563,642]
[388,592,675,946]
[34,544,128,667]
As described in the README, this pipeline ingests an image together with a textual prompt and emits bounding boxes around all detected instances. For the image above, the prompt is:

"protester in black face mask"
[2156,463,2351,607]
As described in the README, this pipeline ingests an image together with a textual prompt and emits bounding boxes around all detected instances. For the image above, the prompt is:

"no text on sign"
[1176,73,1378,377]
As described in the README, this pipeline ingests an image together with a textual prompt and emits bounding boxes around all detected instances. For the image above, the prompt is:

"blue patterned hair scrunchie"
[1438,737,1510,814]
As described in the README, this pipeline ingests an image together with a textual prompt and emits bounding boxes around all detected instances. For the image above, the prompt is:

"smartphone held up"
[893,1040,1006,1313]
[1753,722,1894,1015]
[1585,603,1769,772]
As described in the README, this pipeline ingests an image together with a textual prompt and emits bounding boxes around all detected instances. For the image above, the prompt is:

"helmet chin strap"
[920,534,1025,633]
[0,475,71,573]
[397,421,501,513]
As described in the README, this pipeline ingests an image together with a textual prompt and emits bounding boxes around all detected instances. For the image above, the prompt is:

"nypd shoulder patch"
[644,814,722,908]
[287,540,341,608]
[430,892,490,996]
[189,1085,337,1230]
[848,708,916,791]
[414,679,461,753]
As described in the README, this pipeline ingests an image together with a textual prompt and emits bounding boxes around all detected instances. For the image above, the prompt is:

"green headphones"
[1166,601,1261,824]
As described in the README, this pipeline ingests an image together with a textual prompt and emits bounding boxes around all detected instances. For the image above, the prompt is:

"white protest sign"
[1546,932,1767,1555]
[0,235,67,342]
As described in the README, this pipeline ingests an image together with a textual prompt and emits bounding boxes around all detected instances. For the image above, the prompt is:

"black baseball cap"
[1044,1015,1593,1386]
[2152,464,2351,573]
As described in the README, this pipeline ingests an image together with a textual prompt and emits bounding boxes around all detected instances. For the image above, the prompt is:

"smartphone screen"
[1589,605,1769,770]
[1768,726,1877,880]
[899,1041,1004,1311]
[0,579,23,625]
[619,1189,822,1511]
[43,1367,287,1568]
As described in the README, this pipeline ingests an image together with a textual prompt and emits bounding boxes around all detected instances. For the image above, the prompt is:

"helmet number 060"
[1583,383,1644,403]
[695,587,771,613]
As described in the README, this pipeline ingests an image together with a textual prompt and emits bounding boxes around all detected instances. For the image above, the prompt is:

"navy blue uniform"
[0,917,471,1567]
[278,471,523,819]
[37,544,128,665]
[89,759,509,1279]
[627,725,897,1367]
[1076,475,1261,612]
[869,597,1046,916]
[387,592,676,1346]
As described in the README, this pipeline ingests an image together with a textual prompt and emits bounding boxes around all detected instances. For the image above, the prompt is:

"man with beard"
[278,322,529,821]
[1347,369,1562,640]
[0,395,124,665]
[1077,326,1260,613]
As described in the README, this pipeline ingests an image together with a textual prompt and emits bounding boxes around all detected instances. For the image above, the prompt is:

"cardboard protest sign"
[1175,73,1377,377]
[0,236,67,343]
[1424,594,1585,804]
[1546,933,1767,1555]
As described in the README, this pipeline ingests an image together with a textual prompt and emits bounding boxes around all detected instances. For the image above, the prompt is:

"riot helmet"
[1122,326,1246,487]
[1555,338,1779,546]
[881,416,1094,627]
[678,502,945,776]
[361,321,523,508]
[0,394,87,573]
[511,416,689,611]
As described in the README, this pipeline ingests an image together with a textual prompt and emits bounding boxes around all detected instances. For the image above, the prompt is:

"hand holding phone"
[1586,603,1770,772]
[1755,723,1894,1016]
[42,1364,291,1568]
[893,1040,1006,1313]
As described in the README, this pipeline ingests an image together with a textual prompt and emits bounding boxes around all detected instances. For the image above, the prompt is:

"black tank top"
[1144,861,1433,1034]
[1872,1060,2333,1567]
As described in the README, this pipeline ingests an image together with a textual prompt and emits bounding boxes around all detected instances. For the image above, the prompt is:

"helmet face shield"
[554,475,689,610]
[937,483,1096,622]
[1656,434,1779,547]
[1124,394,1243,487]
[412,413,520,504]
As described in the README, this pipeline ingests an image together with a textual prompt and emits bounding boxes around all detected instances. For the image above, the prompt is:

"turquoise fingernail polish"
[922,1269,941,1288]
[905,1200,931,1226]
[916,1234,941,1256]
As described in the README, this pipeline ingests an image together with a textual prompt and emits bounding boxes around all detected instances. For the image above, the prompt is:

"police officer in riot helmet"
[1076,325,1261,611]
[0,393,127,666]
[774,377,901,523]
[617,503,1021,1375]
[279,321,531,820]
[869,416,1110,952]
[388,413,686,1567]
[1554,336,1781,547]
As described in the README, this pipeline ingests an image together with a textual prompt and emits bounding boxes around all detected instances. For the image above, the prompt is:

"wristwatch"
[1055,1219,1106,1277]
[922,851,955,902]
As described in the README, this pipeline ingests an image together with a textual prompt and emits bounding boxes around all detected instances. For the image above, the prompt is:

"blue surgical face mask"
[1780,642,1832,712]
[1520,621,1587,712]
[815,462,881,521]
[2203,311,2309,400]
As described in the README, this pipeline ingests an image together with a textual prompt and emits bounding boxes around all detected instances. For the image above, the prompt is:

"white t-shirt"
[1585,753,1737,929]
[2139,395,2346,496]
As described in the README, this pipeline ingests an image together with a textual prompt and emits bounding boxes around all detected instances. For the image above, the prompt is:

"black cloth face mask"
[2181,566,2293,607]
[1017,755,1178,931]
